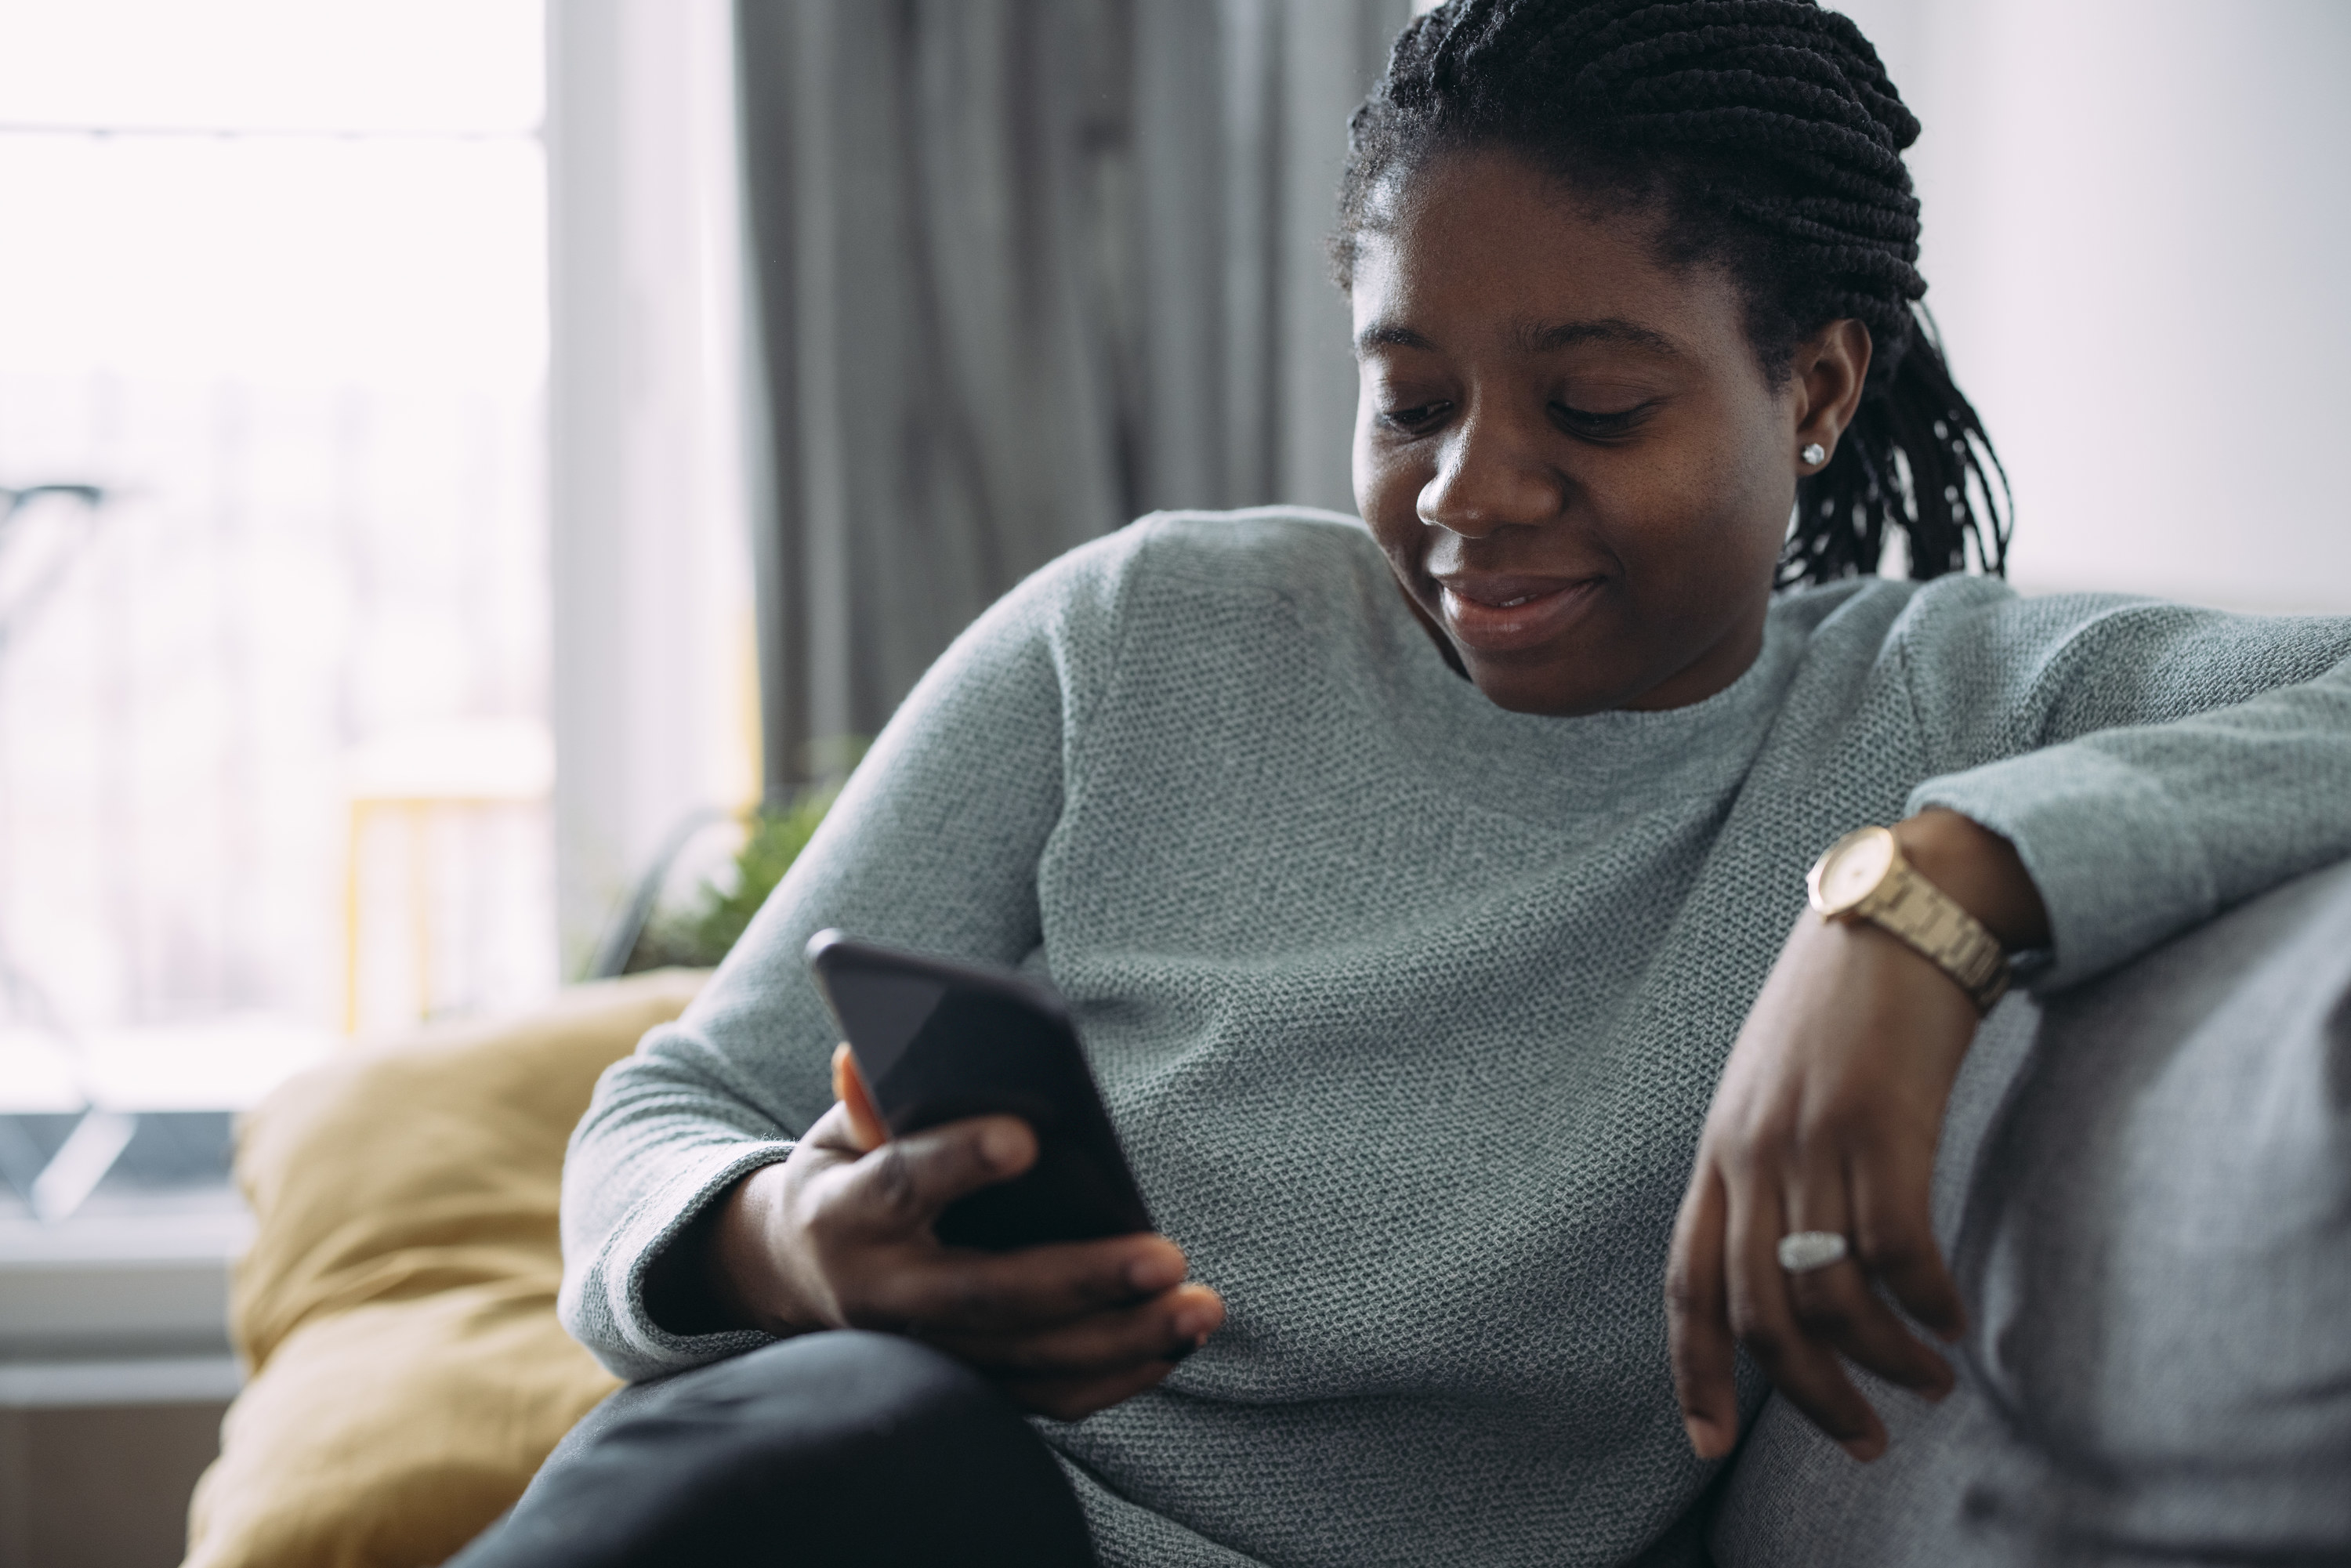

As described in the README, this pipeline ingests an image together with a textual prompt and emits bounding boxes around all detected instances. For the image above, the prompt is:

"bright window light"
[0,2,553,1146]
[0,0,542,135]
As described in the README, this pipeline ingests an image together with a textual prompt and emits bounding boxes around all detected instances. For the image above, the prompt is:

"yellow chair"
[341,719,555,1034]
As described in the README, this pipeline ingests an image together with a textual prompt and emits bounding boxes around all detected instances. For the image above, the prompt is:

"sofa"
[183,860,2351,1566]
[1716,854,2351,1565]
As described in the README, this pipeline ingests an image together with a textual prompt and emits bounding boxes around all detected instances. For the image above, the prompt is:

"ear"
[1792,319,1871,474]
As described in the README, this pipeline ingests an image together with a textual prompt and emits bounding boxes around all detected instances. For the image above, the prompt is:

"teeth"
[1499,595,1533,607]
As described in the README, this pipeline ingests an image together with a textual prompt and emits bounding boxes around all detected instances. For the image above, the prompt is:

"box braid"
[1336,0,2010,586]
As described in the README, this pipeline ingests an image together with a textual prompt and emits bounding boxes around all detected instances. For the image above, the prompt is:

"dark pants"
[451,1331,1097,1568]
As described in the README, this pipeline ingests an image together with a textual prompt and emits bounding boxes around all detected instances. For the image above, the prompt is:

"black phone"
[805,930,1154,1251]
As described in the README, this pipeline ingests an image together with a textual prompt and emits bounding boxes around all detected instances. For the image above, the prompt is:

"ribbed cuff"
[563,1139,795,1382]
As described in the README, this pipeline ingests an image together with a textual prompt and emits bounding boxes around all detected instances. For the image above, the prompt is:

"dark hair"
[1335,0,2009,588]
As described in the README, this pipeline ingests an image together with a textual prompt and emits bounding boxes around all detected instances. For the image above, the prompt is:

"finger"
[1781,1154,1953,1401]
[860,1232,1190,1336]
[830,1043,890,1151]
[1002,1359,1182,1423]
[936,1283,1224,1381]
[817,1115,1037,1241]
[1665,1161,1740,1461]
[1849,1139,1967,1342]
[1726,1157,1886,1461]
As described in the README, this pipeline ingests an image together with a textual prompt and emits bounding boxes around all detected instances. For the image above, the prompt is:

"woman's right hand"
[684,1045,1223,1421]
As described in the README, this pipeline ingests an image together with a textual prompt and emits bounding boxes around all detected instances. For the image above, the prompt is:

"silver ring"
[1777,1231,1849,1273]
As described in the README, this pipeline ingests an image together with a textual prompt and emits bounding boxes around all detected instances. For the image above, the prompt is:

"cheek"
[1349,393,1382,520]
[1607,415,1791,591]
[1352,407,1428,547]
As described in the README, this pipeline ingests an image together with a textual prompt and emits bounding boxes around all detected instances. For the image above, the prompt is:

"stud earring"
[1801,442,1828,465]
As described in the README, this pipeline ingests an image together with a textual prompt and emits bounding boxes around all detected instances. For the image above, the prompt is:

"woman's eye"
[1556,402,1650,438]
[1378,401,1450,433]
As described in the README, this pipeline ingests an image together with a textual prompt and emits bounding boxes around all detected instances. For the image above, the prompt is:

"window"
[0,2,554,1203]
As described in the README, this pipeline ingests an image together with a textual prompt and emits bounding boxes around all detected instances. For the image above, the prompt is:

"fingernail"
[1127,1252,1183,1293]
[1840,1435,1886,1464]
[1683,1418,1727,1461]
[980,1123,1025,1170]
[1174,1307,1217,1340]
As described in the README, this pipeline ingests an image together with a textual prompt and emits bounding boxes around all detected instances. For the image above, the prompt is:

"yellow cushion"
[184,969,707,1568]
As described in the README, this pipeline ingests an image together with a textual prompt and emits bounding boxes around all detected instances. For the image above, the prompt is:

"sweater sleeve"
[1894,585,2351,990]
[556,532,1131,1381]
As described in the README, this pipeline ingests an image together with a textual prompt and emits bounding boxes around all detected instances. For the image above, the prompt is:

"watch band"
[1808,829,2012,1013]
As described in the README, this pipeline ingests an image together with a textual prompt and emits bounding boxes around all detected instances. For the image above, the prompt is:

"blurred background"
[0,1,2345,1563]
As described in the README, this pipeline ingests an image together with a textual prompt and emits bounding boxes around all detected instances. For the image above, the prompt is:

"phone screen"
[807,931,1154,1251]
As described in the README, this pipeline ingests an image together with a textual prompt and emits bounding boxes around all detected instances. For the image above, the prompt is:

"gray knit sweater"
[560,509,2351,1568]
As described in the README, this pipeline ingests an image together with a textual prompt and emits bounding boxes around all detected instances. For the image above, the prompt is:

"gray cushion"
[1715,856,2351,1567]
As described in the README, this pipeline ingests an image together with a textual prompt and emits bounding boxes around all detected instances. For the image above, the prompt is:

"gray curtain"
[735,0,1410,791]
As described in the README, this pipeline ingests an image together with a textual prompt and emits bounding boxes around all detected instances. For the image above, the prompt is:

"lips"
[1433,572,1607,654]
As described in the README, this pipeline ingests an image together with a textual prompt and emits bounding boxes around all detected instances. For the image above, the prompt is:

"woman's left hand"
[1665,809,2047,1463]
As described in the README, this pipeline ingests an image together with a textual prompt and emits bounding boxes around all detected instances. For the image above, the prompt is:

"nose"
[1417,406,1566,538]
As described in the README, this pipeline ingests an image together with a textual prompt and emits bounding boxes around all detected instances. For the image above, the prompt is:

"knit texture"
[559,509,2351,1568]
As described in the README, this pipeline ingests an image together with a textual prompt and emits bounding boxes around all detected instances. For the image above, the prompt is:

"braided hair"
[1336,0,2009,586]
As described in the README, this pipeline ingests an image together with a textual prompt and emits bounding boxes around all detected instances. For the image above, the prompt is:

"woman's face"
[1349,147,1866,716]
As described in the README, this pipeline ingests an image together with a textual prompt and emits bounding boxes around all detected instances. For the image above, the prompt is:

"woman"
[471,2,2351,1564]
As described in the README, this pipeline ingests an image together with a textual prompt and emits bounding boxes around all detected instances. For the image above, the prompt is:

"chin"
[1459,655,1627,718]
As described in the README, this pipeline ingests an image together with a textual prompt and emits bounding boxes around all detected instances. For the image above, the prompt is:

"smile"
[1434,574,1607,654]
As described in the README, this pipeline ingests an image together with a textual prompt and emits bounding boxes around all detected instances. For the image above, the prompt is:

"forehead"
[1349,147,1747,356]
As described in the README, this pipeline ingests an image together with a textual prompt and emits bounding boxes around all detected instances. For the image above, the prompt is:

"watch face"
[1817,829,1896,914]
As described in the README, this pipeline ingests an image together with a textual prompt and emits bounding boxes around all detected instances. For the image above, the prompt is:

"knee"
[668,1330,1001,1446]
[650,1332,1089,1563]
[629,1330,1056,1515]
[474,1331,1090,1568]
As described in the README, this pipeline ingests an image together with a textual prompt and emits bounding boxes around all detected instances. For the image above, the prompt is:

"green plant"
[695,785,839,959]
[627,782,845,972]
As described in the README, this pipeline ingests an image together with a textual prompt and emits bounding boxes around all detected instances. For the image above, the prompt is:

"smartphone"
[805,930,1154,1251]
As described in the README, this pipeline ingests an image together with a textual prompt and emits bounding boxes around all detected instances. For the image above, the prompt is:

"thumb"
[829,1114,1037,1241]
[831,1043,890,1151]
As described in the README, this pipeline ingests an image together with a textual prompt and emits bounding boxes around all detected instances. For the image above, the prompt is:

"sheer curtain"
[734,0,1408,788]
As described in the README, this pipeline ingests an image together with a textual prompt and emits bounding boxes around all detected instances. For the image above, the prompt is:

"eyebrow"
[1355,321,1437,355]
[1353,317,1684,359]
[1516,317,1684,357]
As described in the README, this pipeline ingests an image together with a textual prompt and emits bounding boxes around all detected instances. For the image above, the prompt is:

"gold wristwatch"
[1806,826,2011,1013]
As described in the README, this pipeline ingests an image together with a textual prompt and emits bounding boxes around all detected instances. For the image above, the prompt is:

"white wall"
[546,0,759,973]
[1840,0,2351,614]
